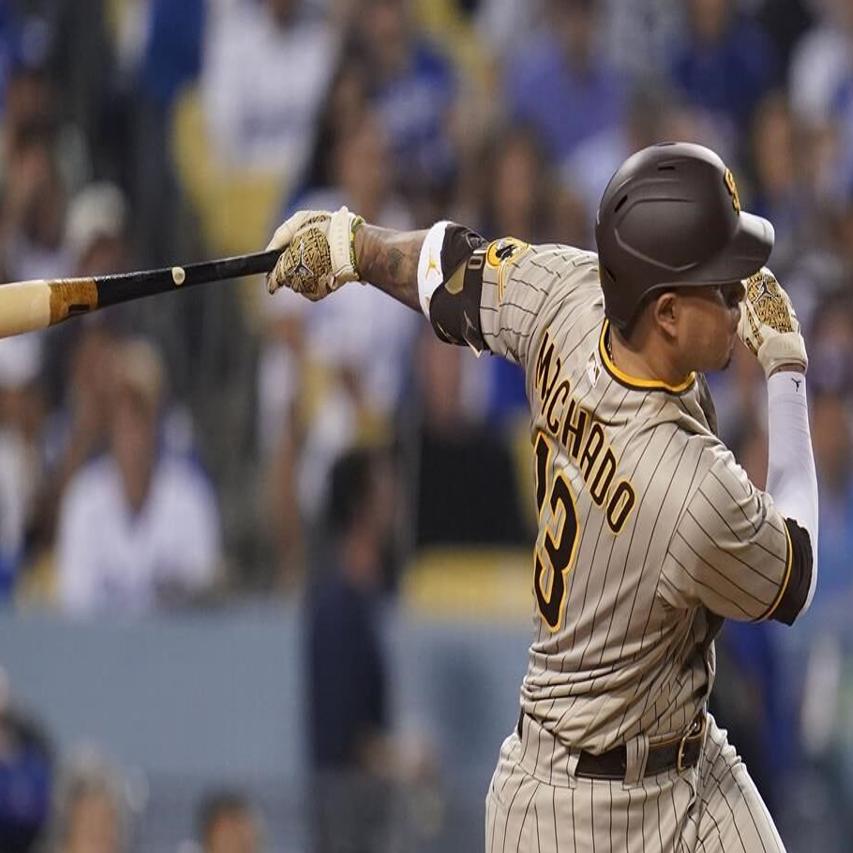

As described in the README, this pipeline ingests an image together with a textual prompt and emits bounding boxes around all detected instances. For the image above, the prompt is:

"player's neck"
[609,326,691,388]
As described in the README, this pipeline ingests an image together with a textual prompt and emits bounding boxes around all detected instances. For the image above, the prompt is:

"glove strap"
[757,333,808,377]
[328,207,362,285]
[350,215,364,281]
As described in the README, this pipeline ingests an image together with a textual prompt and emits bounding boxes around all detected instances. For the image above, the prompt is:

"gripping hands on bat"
[266,207,364,300]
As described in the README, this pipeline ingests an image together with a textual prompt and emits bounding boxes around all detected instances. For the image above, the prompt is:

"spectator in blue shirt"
[829,76,853,198]
[131,0,205,265]
[306,445,396,853]
[0,4,16,119]
[307,447,394,767]
[504,0,625,164]
[353,0,456,201]
[810,387,853,617]
[670,0,779,127]
[138,0,204,111]
[0,698,52,853]
[747,92,812,271]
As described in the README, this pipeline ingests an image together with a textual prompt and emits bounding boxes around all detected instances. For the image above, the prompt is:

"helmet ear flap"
[599,263,629,332]
[600,264,616,289]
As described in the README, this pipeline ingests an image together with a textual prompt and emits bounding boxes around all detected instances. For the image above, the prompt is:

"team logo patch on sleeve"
[486,237,530,301]
[486,237,529,267]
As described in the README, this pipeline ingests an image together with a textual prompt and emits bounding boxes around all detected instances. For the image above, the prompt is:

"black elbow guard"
[428,225,489,352]
[771,518,813,625]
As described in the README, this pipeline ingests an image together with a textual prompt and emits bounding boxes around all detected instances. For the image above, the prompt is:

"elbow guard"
[771,517,814,625]
[429,248,489,353]
[425,224,489,353]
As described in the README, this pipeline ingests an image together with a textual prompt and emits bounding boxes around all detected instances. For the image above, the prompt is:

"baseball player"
[265,142,818,852]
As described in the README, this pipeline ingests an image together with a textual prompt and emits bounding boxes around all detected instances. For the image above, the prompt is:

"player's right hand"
[738,267,808,376]
[266,207,363,300]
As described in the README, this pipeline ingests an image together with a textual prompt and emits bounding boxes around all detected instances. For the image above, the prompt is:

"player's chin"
[711,340,736,372]
[721,340,737,371]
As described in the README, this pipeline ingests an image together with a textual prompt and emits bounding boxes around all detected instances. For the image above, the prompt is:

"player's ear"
[651,291,679,339]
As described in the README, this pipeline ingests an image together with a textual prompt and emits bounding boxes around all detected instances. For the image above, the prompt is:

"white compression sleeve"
[766,371,819,609]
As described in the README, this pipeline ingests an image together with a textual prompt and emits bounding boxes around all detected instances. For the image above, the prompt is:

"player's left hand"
[266,207,363,300]
[738,267,808,376]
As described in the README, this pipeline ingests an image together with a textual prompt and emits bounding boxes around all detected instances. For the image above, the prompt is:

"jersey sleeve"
[476,235,552,366]
[417,222,594,369]
[660,450,809,623]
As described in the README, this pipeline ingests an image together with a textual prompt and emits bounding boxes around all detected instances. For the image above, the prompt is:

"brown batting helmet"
[595,142,774,331]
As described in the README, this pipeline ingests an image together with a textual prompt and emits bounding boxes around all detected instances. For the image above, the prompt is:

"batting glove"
[266,207,364,301]
[738,267,808,377]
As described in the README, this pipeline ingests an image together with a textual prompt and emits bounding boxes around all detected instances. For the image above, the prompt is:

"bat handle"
[181,248,283,282]
[94,248,284,308]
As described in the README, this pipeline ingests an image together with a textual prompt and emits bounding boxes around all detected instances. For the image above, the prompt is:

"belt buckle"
[676,714,705,773]
[676,731,690,773]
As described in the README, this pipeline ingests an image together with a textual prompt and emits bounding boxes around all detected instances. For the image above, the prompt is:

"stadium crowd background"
[0,0,851,850]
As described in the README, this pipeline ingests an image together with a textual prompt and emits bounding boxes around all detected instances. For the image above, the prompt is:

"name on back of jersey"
[534,329,636,534]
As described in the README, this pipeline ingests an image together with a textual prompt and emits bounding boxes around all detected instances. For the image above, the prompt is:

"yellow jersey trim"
[598,320,696,394]
[757,519,794,622]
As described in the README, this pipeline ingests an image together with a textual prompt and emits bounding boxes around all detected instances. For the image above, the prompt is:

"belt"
[516,712,706,780]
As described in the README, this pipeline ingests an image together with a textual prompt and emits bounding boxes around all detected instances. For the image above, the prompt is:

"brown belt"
[516,712,706,780]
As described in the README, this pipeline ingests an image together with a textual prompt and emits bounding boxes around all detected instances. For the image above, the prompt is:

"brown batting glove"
[738,267,808,377]
[266,207,364,301]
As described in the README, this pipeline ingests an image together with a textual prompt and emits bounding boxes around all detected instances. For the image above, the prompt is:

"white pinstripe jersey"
[476,238,793,752]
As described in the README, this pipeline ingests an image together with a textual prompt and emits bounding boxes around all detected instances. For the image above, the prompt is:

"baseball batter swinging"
[266,142,818,851]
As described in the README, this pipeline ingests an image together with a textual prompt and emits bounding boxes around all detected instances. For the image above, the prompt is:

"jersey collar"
[599,320,696,395]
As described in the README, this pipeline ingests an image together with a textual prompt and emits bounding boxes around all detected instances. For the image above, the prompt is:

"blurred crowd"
[0,697,266,853]
[0,0,851,848]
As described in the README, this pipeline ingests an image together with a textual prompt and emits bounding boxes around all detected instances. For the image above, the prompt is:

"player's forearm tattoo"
[355,224,427,312]
[387,248,403,278]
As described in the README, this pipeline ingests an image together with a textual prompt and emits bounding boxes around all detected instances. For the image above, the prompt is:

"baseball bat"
[0,249,282,339]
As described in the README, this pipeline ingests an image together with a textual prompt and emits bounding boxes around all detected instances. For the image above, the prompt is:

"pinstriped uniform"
[475,240,789,852]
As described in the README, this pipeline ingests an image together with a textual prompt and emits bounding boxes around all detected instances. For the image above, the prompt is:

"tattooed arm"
[267,209,463,322]
[359,220,492,354]
[266,209,493,353]
[354,224,428,312]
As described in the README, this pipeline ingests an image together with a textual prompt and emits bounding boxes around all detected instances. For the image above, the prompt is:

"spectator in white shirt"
[201,0,338,187]
[0,332,45,598]
[56,338,221,616]
[259,109,418,585]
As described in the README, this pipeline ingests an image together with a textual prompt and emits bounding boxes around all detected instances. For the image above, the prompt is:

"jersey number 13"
[534,433,581,631]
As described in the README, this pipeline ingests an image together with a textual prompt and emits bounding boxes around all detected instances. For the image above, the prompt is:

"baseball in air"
[171,266,186,286]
